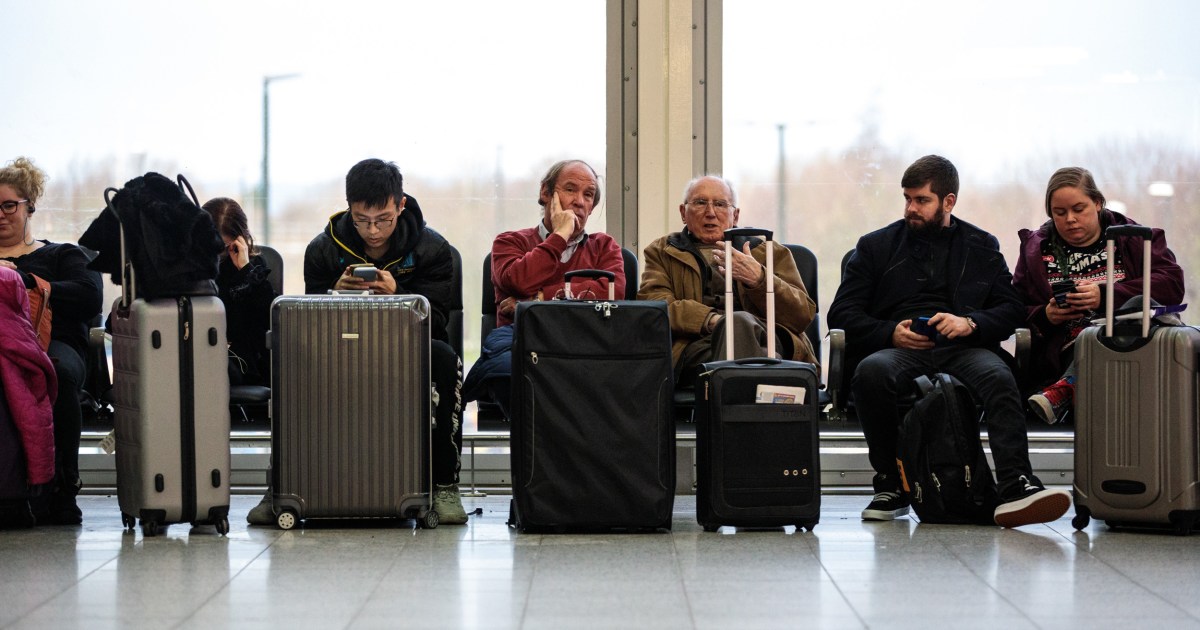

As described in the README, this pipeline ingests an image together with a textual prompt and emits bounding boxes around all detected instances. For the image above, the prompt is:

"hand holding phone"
[910,316,937,340]
[1051,279,1076,308]
[351,264,379,282]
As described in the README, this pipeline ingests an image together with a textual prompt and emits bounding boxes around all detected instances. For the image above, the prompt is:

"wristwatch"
[964,316,978,332]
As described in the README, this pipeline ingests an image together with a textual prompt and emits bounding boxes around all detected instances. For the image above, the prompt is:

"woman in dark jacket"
[201,198,278,387]
[1012,167,1185,424]
[0,156,104,524]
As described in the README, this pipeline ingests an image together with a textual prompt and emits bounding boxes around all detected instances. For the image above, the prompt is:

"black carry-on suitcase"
[1072,225,1200,535]
[695,227,821,532]
[105,180,232,537]
[269,295,437,530]
[508,270,675,532]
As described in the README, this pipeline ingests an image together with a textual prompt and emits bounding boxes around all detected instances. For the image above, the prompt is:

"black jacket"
[828,216,1025,388]
[6,241,104,361]
[218,255,277,386]
[302,194,454,342]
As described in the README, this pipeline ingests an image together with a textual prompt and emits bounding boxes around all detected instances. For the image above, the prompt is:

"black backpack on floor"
[896,373,999,524]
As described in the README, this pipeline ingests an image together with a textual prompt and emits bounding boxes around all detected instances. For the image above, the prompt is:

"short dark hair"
[202,197,256,253]
[1044,166,1106,217]
[538,159,601,209]
[346,158,404,209]
[901,155,959,202]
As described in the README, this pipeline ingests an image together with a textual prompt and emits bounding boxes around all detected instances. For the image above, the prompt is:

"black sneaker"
[994,476,1070,528]
[862,491,910,521]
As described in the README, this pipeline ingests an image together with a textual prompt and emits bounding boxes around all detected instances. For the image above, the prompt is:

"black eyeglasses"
[0,199,28,215]
[351,216,396,230]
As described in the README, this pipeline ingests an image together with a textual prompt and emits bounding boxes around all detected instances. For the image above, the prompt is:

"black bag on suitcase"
[896,374,999,524]
[508,270,675,532]
[695,228,821,532]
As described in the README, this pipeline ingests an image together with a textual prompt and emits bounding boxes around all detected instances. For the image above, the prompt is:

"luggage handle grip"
[563,269,616,301]
[732,357,782,366]
[723,227,773,241]
[1105,225,1152,240]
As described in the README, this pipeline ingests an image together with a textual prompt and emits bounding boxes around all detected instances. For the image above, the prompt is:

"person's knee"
[853,352,894,392]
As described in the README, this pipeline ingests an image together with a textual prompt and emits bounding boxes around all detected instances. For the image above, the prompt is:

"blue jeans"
[852,346,1037,499]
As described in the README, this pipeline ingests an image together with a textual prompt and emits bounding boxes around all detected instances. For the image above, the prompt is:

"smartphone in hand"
[1051,279,1076,308]
[350,264,378,282]
[910,316,937,340]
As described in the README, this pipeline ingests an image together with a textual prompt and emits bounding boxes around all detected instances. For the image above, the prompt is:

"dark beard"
[906,205,946,238]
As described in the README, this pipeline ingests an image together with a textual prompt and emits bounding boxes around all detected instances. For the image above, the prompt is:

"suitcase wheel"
[121,513,136,531]
[216,518,230,536]
[1071,507,1090,531]
[276,509,298,531]
[422,509,440,529]
[1169,513,1197,537]
[141,521,161,537]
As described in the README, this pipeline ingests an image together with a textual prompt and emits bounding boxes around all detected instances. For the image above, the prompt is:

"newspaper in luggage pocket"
[755,384,807,404]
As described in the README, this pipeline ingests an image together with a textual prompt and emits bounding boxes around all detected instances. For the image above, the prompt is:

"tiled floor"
[2,492,1199,629]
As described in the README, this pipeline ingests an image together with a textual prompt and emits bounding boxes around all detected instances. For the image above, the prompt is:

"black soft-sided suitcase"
[269,295,437,530]
[1072,225,1200,535]
[695,228,821,532]
[508,270,675,532]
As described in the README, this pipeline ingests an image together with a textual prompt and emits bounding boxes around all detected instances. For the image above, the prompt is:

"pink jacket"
[0,266,57,485]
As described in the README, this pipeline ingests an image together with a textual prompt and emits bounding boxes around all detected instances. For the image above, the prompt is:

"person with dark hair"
[828,154,1071,528]
[0,156,103,525]
[463,159,623,419]
[638,174,818,386]
[293,158,466,525]
[1012,167,1184,424]
[201,197,279,387]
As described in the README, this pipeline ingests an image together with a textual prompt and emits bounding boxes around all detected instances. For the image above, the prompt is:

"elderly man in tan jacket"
[637,174,818,385]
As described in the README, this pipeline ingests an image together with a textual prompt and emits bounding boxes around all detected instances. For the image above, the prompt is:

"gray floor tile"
[4,493,1200,629]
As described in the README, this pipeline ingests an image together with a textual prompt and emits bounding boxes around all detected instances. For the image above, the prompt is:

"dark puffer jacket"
[302,194,454,342]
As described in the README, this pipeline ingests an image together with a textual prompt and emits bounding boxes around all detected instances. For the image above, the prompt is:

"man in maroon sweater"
[464,160,624,418]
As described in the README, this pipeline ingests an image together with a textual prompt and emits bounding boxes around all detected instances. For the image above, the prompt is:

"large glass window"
[724,1,1200,333]
[8,1,605,362]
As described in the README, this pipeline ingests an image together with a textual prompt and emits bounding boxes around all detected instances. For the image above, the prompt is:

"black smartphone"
[910,316,936,340]
[351,265,379,282]
[1051,279,1075,307]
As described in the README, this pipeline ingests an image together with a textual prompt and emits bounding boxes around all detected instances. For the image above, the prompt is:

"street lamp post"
[261,73,300,245]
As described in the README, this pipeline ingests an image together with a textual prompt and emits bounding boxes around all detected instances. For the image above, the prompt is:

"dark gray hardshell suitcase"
[112,295,232,536]
[269,295,437,529]
[508,275,675,532]
[695,227,821,532]
[1072,225,1200,535]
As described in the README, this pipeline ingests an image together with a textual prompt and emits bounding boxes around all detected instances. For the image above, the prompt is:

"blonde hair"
[0,156,48,208]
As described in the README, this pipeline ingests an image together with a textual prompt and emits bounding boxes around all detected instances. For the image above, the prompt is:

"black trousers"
[852,346,1037,499]
[430,340,463,486]
[48,341,85,487]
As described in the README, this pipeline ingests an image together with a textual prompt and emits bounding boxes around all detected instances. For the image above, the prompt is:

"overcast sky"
[3,0,1197,210]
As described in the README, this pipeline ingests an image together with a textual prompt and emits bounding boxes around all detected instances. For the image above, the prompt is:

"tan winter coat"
[638,231,818,368]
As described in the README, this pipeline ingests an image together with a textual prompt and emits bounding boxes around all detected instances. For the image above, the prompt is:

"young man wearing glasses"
[637,174,818,386]
[275,158,468,525]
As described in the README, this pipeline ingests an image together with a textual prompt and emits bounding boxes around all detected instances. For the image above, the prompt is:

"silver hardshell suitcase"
[1072,225,1200,535]
[106,182,232,537]
[112,294,232,536]
[269,295,437,529]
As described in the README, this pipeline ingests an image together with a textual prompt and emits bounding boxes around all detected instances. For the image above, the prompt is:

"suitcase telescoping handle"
[103,186,136,313]
[562,269,616,301]
[722,227,775,361]
[1104,225,1153,338]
